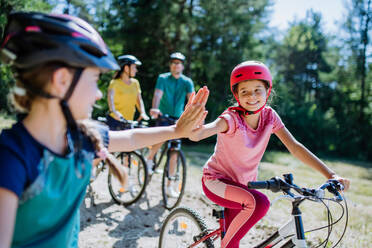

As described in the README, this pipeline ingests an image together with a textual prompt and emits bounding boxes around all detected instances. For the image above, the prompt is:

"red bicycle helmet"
[229,61,272,115]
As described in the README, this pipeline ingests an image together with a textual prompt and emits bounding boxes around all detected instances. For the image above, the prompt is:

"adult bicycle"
[147,115,187,210]
[90,116,149,206]
[158,173,348,248]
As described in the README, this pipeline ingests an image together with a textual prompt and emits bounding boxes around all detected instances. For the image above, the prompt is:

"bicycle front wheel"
[108,151,148,206]
[159,207,214,248]
[162,150,186,210]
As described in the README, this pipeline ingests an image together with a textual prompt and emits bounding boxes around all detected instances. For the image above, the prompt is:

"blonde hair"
[11,64,127,185]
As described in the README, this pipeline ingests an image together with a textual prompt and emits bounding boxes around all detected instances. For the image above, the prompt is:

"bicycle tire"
[162,150,186,210]
[159,207,214,248]
[108,151,148,206]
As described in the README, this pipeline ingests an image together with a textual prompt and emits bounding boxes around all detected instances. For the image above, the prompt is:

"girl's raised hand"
[175,86,209,137]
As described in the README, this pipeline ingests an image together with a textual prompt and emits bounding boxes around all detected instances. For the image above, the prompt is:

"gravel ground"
[79,160,348,248]
[79,163,277,248]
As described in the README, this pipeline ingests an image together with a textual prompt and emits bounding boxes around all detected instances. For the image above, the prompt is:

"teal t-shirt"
[0,121,109,247]
[155,72,194,118]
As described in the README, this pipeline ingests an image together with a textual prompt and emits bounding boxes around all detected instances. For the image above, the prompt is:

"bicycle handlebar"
[248,177,291,192]
[248,174,344,202]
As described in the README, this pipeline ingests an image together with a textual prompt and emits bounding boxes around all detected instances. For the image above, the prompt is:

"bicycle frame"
[254,200,307,248]
[153,139,182,170]
[189,228,221,247]
[186,200,307,248]
[159,175,346,248]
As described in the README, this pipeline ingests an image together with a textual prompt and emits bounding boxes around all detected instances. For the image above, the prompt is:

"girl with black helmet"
[188,61,350,248]
[0,12,209,247]
[107,54,149,131]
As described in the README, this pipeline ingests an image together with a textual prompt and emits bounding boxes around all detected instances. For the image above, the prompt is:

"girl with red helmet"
[0,12,208,247]
[189,61,350,248]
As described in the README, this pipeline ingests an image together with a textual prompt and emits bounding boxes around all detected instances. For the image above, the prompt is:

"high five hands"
[175,86,209,138]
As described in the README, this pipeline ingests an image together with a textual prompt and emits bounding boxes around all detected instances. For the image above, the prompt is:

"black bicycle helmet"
[170,52,185,62]
[117,55,142,67]
[0,11,119,72]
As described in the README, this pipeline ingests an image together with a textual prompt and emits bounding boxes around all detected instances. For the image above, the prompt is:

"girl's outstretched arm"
[188,117,228,142]
[108,86,209,152]
[275,127,350,190]
[0,188,18,248]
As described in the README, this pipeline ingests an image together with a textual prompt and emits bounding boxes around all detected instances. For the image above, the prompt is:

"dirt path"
[79,163,276,248]
[79,159,349,248]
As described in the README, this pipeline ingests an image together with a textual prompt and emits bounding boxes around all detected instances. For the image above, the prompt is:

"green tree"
[100,0,273,121]
[343,0,371,122]
[271,11,336,153]
[0,0,52,113]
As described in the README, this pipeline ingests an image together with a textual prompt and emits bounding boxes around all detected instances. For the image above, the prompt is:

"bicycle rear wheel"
[162,150,186,210]
[159,207,214,248]
[108,151,148,206]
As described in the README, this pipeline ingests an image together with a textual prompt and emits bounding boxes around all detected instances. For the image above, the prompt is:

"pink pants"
[202,177,270,248]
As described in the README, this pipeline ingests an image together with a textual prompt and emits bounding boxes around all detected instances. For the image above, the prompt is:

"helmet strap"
[63,68,83,100]
[59,68,85,178]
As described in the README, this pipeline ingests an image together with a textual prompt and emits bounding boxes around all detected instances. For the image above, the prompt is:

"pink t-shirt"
[203,107,284,185]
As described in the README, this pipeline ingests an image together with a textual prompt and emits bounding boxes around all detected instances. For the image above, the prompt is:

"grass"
[183,143,372,248]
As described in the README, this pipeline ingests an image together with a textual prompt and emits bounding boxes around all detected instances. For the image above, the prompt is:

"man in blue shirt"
[150,52,194,119]
[148,52,194,197]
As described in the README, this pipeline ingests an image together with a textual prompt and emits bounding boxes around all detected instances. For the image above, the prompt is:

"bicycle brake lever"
[325,180,344,202]
[306,188,325,202]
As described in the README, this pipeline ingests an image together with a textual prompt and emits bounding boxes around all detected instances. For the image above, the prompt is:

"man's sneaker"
[146,159,154,175]
[167,185,180,198]
[154,167,163,174]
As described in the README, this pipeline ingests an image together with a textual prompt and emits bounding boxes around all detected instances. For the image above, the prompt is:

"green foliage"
[0,65,14,113]
[266,7,371,161]
[0,0,53,113]
[92,71,115,119]
[97,0,273,121]
[0,1,370,161]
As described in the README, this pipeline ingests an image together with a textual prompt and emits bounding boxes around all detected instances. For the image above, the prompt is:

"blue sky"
[268,0,347,33]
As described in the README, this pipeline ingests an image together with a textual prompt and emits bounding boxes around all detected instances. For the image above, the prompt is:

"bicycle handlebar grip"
[248,181,269,189]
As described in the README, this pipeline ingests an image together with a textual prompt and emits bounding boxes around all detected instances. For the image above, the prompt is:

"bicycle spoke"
[159,207,214,248]
[108,152,148,206]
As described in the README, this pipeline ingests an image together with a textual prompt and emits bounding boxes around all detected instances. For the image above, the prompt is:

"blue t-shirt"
[155,72,194,118]
[0,120,109,247]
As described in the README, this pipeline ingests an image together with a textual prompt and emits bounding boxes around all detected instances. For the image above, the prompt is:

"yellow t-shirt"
[108,78,141,120]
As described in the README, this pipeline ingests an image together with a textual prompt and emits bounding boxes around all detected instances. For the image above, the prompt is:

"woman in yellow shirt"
[107,55,149,130]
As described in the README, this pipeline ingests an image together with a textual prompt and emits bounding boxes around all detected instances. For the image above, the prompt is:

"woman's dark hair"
[114,66,126,79]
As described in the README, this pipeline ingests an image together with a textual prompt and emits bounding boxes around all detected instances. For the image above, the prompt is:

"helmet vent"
[80,44,105,58]
[254,72,262,74]
[235,73,242,78]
